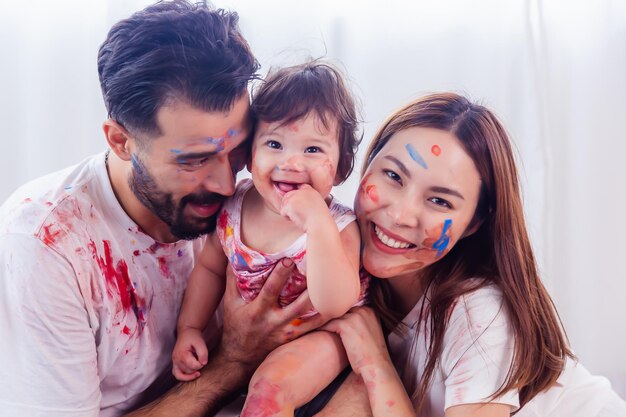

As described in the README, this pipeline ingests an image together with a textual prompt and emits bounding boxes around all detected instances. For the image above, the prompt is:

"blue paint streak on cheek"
[432,219,452,256]
[170,148,183,155]
[205,137,226,152]
[405,144,428,170]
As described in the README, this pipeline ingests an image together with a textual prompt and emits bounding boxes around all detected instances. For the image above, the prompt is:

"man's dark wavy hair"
[98,0,259,137]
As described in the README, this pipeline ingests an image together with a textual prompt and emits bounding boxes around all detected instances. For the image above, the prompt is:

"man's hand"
[215,258,328,376]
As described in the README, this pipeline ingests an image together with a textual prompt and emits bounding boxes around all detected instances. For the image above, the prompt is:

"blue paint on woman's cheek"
[405,143,428,170]
[432,219,453,256]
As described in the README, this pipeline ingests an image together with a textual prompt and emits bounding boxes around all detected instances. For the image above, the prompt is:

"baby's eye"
[266,140,282,149]
[383,169,402,184]
[304,146,322,154]
[429,197,452,209]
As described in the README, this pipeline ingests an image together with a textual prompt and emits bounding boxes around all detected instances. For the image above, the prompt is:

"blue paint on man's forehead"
[405,143,428,170]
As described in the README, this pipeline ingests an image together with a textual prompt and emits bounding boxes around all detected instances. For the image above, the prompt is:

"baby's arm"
[173,232,227,381]
[307,216,361,318]
[281,185,361,318]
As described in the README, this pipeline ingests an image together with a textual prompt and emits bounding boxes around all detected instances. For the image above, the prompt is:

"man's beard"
[129,154,226,240]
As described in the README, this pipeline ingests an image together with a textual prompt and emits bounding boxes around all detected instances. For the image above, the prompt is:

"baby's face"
[250,112,340,214]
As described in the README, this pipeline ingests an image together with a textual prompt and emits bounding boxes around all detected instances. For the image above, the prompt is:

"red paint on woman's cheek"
[431,144,441,156]
[365,184,379,203]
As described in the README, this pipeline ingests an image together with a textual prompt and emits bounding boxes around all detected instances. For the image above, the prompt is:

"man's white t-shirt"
[0,152,218,416]
[388,282,626,417]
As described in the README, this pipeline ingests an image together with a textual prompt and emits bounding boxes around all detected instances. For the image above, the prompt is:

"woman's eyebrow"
[384,155,411,178]
[430,186,464,200]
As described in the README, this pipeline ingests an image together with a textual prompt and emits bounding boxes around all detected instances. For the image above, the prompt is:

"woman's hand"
[321,306,392,374]
[322,307,417,416]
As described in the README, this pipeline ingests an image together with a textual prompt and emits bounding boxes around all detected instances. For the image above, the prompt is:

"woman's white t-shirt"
[387,282,626,417]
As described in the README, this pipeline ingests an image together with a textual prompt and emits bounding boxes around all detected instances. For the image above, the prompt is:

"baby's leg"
[240,330,347,417]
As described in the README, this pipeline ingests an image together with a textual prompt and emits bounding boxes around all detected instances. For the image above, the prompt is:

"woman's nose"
[387,198,421,229]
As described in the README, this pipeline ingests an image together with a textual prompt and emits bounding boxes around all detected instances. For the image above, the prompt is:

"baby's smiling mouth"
[272,180,310,195]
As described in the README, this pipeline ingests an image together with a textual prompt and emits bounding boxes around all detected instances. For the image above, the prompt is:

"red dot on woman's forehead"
[431,145,441,156]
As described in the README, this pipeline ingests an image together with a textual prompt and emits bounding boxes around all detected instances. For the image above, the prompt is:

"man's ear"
[103,119,133,161]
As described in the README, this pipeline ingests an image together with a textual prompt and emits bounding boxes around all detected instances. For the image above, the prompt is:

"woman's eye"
[267,140,282,149]
[429,197,452,209]
[383,169,402,184]
[304,146,322,154]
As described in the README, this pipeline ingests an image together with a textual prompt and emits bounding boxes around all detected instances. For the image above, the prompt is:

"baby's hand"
[280,184,330,232]
[280,157,335,231]
[172,328,209,381]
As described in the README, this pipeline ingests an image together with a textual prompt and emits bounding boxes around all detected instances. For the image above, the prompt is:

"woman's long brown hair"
[364,93,573,412]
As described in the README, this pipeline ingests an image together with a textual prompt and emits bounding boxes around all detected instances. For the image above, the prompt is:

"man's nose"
[201,157,235,197]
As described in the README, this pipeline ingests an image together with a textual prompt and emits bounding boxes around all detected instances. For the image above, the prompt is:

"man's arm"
[127,258,328,416]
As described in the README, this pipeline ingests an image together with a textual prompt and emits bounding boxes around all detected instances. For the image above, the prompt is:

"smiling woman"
[317,92,626,417]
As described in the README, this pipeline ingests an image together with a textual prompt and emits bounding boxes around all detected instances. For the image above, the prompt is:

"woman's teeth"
[374,225,413,249]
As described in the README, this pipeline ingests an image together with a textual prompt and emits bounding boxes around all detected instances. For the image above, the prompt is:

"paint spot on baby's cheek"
[290,318,304,327]
[431,144,441,156]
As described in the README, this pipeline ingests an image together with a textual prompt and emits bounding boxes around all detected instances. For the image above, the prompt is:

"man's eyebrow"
[430,186,465,200]
[384,155,411,178]
[171,150,218,161]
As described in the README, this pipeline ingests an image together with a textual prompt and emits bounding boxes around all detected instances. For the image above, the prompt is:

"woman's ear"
[102,119,133,161]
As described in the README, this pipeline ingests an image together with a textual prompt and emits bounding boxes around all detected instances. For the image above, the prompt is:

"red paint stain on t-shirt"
[89,239,145,325]
[122,325,131,335]
[158,256,169,277]
[133,250,140,256]
[42,224,62,246]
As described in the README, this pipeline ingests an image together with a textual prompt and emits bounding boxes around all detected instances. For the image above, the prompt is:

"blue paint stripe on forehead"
[405,143,428,170]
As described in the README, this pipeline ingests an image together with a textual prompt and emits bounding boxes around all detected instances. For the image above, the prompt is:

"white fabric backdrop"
[1,0,625,397]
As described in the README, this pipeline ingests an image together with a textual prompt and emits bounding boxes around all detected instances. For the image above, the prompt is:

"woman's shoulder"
[445,279,511,338]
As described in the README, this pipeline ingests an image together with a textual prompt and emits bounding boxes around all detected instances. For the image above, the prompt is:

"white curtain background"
[1,0,625,397]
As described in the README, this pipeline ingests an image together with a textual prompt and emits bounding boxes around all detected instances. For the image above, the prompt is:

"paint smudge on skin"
[157,256,169,277]
[405,143,428,170]
[170,148,183,155]
[290,318,304,327]
[177,249,183,257]
[431,144,441,156]
[432,219,452,256]
[241,378,282,417]
[365,184,379,203]
[386,400,396,407]
[42,224,62,246]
